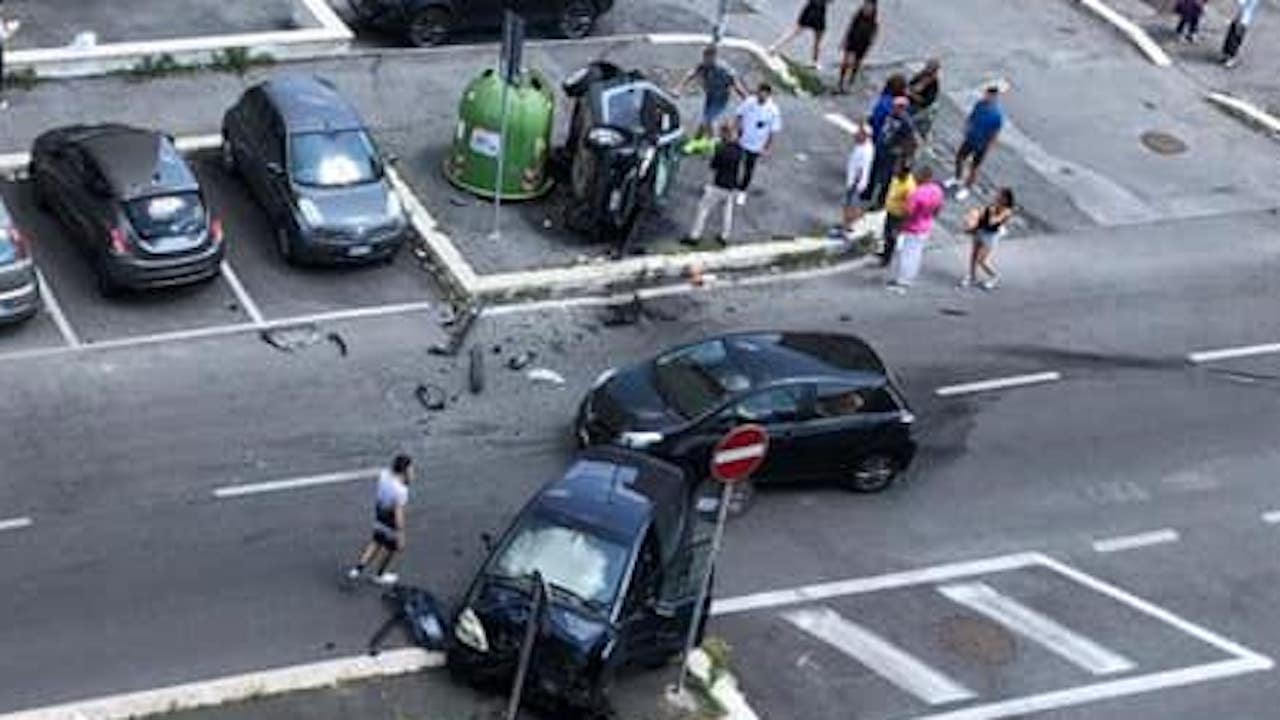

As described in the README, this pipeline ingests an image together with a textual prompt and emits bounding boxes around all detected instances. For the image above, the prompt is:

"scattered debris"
[526,367,567,386]
[414,383,447,411]
[367,585,448,655]
[939,307,969,317]
[506,351,537,370]
[259,324,322,353]
[838,313,852,322]
[429,302,483,356]
[327,332,348,357]
[469,345,485,394]
[600,295,643,326]
[449,196,470,207]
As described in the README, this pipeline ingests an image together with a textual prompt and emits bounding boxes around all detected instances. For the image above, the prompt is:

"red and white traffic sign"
[710,424,769,483]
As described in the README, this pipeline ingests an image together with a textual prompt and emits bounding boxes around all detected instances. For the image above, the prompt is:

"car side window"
[813,383,898,418]
[725,386,805,425]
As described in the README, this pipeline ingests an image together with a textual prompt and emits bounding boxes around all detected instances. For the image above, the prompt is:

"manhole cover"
[1140,130,1188,155]
[938,615,1017,666]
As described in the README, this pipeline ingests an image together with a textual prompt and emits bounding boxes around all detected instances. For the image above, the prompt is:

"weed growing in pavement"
[124,53,188,80]
[5,67,39,90]
[778,56,825,96]
[208,47,276,75]
[701,636,733,685]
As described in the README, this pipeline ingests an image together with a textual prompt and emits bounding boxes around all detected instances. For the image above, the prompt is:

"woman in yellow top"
[880,162,916,266]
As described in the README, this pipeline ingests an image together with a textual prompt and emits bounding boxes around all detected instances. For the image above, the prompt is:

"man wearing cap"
[948,83,1004,201]
[863,94,918,209]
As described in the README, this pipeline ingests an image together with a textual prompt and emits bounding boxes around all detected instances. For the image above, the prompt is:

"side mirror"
[480,532,494,553]
[265,161,284,176]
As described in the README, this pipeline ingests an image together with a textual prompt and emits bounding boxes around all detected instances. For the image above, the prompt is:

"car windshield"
[289,130,380,188]
[123,193,206,239]
[653,339,754,419]
[489,514,629,612]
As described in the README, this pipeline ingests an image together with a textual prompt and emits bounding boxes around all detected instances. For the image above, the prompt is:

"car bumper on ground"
[106,244,224,290]
[295,225,408,265]
[0,277,40,324]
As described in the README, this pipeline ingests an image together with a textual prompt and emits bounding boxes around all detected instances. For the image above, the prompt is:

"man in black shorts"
[346,454,412,586]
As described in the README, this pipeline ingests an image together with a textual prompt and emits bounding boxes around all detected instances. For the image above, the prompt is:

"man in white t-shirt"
[346,454,412,586]
[842,121,875,239]
[733,82,783,206]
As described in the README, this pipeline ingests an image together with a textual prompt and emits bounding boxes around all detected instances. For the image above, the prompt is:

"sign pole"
[713,0,728,45]
[677,480,732,695]
[491,11,524,241]
[505,570,546,720]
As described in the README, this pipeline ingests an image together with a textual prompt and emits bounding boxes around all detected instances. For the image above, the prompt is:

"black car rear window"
[124,193,206,239]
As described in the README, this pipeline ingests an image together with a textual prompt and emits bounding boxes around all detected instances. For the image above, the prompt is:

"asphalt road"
[2,206,1280,716]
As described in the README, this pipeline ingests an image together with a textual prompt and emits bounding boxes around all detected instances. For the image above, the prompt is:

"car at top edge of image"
[346,0,614,47]
[575,331,918,493]
[30,124,225,297]
[448,446,714,715]
[0,198,40,324]
[221,74,408,266]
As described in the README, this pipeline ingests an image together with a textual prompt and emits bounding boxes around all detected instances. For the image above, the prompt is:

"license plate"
[347,244,372,257]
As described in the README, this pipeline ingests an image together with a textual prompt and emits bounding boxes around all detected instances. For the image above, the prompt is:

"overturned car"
[558,62,684,253]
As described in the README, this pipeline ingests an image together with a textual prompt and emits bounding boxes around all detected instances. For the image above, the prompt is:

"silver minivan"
[0,199,39,324]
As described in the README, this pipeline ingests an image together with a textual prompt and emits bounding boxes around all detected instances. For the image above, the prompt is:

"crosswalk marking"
[783,606,977,706]
[937,582,1136,676]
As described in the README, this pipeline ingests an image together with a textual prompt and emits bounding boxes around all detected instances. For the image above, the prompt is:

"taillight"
[210,217,224,244]
[10,228,30,260]
[107,227,129,255]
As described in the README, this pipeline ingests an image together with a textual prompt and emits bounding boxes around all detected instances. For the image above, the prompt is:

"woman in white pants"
[889,166,945,291]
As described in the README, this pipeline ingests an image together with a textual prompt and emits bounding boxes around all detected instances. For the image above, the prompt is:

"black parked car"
[30,125,224,296]
[221,74,408,265]
[449,447,713,714]
[347,0,613,47]
[559,61,683,251]
[0,198,40,323]
[576,332,918,493]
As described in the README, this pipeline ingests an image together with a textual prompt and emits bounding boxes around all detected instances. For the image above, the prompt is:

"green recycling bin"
[444,68,555,200]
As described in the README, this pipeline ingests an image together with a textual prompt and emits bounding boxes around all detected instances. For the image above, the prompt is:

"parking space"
[712,553,1271,720]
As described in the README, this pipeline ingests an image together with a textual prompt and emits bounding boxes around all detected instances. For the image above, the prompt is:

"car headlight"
[592,367,616,389]
[297,197,323,226]
[454,606,489,653]
[618,431,663,449]
[385,190,403,221]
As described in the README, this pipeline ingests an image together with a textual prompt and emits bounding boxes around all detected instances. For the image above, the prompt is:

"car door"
[76,159,119,254]
[677,384,809,483]
[261,109,293,225]
[236,90,273,208]
[618,528,667,667]
[651,503,715,656]
[792,382,904,480]
[36,143,83,234]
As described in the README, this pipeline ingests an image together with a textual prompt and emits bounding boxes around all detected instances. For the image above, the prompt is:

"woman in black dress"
[768,0,831,68]
[838,0,878,93]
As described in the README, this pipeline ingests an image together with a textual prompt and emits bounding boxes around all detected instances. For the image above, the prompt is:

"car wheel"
[846,453,899,493]
[559,0,597,39]
[220,137,238,175]
[276,226,297,264]
[407,8,450,47]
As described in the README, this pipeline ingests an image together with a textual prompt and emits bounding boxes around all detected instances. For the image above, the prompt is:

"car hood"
[592,363,685,433]
[469,578,612,672]
[296,180,396,229]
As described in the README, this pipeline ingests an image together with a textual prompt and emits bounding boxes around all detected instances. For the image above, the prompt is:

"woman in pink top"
[888,166,944,291]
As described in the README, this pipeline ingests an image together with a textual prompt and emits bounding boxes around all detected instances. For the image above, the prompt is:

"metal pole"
[505,571,546,720]
[676,480,732,695]
[491,72,512,241]
[712,0,728,44]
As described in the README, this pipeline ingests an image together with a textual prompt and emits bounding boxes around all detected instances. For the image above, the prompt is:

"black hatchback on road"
[576,332,918,493]
[449,447,713,714]
[348,0,614,47]
[31,125,224,296]
[221,75,408,265]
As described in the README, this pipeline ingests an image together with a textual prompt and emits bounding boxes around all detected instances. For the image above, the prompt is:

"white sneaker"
[943,178,960,189]
[345,566,362,581]
[373,572,399,587]
[955,187,971,201]
[979,277,999,291]
[735,192,747,207]
[958,276,973,288]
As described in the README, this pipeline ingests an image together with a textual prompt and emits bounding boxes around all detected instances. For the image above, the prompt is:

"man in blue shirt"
[948,83,1004,201]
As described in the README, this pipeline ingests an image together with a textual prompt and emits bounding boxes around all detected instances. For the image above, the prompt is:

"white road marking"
[934,371,1062,397]
[1188,342,1280,364]
[34,270,80,348]
[784,606,977,705]
[213,468,379,498]
[218,262,265,326]
[711,552,1042,616]
[938,581,1136,675]
[1091,529,1179,553]
[1262,510,1280,524]
[824,112,861,134]
[0,647,440,720]
[714,444,766,465]
[0,517,33,532]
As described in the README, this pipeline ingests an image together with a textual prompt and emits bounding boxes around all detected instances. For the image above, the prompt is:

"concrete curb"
[0,649,444,720]
[5,0,353,79]
[1076,0,1173,67]
[1205,91,1280,136]
[685,648,759,720]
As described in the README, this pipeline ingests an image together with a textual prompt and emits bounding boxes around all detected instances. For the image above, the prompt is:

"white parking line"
[34,270,80,348]
[938,582,1136,675]
[1091,529,1180,553]
[1188,342,1280,364]
[213,468,379,498]
[0,516,33,532]
[934,371,1062,397]
[785,606,977,705]
[219,262,265,326]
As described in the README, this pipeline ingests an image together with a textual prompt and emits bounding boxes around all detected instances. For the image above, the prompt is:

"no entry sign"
[711,424,769,483]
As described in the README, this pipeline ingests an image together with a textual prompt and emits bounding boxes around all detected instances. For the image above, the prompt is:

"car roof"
[673,331,890,388]
[531,447,687,543]
[50,124,198,199]
[259,74,364,134]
